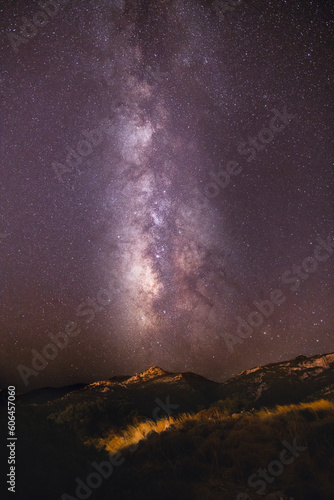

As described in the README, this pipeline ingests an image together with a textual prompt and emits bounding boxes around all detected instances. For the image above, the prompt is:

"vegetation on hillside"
[83,398,334,500]
[3,358,334,500]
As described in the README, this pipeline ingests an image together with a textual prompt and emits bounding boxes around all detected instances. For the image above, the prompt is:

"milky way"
[0,0,333,390]
[100,25,240,370]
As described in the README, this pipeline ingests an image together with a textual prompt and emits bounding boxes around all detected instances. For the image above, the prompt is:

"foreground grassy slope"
[89,399,334,500]
[3,355,334,500]
[5,395,334,499]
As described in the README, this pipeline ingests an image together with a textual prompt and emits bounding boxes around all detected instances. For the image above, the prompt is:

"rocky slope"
[6,352,333,413]
[216,352,334,408]
[2,352,334,500]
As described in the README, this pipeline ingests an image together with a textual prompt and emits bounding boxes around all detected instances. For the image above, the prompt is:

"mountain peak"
[125,366,170,384]
[293,354,308,362]
[219,351,334,406]
[140,366,169,377]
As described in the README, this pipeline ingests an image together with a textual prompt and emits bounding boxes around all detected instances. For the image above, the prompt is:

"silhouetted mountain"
[2,352,334,500]
[17,383,87,405]
[216,352,334,408]
[14,352,334,418]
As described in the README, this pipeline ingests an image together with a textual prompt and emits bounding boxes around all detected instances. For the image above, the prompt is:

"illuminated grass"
[83,399,334,499]
[90,413,196,454]
[91,400,334,457]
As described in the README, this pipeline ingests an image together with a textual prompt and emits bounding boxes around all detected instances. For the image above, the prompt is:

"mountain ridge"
[7,351,334,411]
[2,351,334,500]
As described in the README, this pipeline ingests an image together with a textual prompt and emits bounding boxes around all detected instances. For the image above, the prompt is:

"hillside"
[217,352,334,408]
[1,352,334,499]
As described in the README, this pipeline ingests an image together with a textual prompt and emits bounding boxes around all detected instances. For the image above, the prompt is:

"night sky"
[1,0,333,391]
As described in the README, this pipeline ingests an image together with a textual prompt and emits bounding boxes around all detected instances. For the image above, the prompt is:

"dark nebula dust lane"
[0,0,333,390]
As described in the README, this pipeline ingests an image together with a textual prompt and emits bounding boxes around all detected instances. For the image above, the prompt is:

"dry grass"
[258,398,334,419]
[90,413,195,453]
[91,399,334,456]
[83,399,334,499]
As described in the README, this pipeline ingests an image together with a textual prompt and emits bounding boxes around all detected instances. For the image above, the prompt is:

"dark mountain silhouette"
[216,352,334,408]
[12,352,334,415]
[1,352,334,500]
